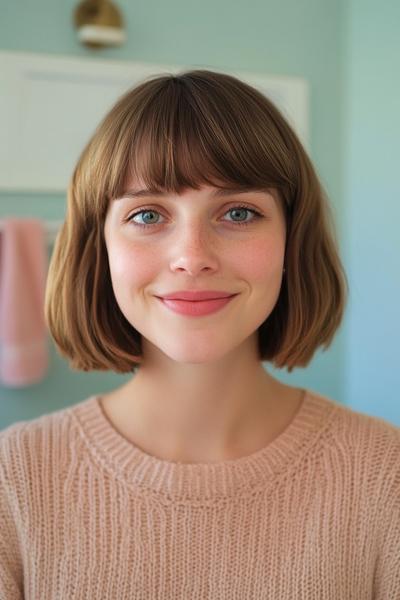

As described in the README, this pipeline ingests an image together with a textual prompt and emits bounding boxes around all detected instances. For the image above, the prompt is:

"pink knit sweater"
[1,389,399,599]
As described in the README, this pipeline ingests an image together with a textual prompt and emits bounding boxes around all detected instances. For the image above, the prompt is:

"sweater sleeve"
[373,439,400,599]
[0,431,24,600]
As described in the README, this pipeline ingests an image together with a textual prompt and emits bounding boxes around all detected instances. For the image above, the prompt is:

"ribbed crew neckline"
[69,390,339,505]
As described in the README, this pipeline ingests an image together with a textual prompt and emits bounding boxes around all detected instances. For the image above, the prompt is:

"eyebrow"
[116,187,271,201]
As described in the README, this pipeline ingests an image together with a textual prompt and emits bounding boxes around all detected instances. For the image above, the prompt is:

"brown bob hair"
[44,69,348,374]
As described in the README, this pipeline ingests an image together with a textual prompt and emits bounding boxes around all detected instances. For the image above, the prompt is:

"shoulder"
[0,398,94,494]
[307,388,400,445]
[308,390,400,508]
[1,402,74,453]
[324,393,400,451]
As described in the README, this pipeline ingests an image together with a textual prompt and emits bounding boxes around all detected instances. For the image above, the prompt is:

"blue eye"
[130,210,161,227]
[127,205,264,229]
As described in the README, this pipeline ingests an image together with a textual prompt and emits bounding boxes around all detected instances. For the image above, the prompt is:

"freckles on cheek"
[238,238,283,282]
[108,241,158,285]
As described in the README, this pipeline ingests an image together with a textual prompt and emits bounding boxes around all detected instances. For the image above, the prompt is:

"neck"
[101,348,301,463]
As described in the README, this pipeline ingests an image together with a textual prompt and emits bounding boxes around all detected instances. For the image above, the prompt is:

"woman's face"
[103,182,286,364]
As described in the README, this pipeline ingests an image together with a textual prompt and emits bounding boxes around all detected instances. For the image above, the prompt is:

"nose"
[168,222,220,276]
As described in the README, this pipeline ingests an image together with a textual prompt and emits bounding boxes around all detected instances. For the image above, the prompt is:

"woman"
[1,70,399,599]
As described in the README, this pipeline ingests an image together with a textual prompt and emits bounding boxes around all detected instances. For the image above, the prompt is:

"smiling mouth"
[156,295,237,316]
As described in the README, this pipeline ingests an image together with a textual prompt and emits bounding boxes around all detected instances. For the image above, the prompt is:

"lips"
[159,291,236,301]
[157,295,236,316]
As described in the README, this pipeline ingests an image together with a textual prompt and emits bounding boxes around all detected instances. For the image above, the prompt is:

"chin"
[164,350,225,364]
[152,339,232,365]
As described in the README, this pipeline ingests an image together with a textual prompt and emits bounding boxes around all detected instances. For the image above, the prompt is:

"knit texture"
[1,389,400,599]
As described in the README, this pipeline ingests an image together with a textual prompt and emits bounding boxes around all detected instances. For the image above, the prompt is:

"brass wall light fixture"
[73,0,126,48]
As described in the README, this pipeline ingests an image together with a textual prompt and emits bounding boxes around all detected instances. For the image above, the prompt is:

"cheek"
[235,236,284,283]
[107,240,159,292]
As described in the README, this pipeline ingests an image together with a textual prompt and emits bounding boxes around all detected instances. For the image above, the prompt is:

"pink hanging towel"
[0,218,49,387]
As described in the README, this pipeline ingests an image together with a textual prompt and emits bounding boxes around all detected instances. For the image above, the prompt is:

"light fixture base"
[77,24,126,47]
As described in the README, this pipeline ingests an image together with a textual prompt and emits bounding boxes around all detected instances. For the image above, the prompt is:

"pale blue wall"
[342,0,400,423]
[0,0,354,428]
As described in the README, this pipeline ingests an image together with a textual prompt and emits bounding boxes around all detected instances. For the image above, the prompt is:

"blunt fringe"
[44,69,348,374]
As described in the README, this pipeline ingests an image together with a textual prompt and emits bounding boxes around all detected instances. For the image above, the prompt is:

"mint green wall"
[342,0,400,423]
[1,0,346,427]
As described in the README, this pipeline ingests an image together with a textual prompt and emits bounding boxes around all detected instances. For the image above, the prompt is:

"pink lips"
[160,290,235,301]
[156,292,237,316]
